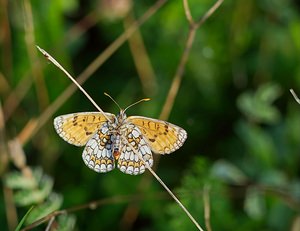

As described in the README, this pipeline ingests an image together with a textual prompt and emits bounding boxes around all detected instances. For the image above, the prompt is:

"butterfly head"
[104,92,151,122]
[117,109,127,124]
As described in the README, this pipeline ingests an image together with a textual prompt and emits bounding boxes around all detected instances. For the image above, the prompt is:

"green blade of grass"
[15,206,34,231]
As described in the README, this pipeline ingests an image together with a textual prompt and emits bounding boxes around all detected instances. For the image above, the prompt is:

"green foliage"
[56,214,76,231]
[244,186,266,220]
[237,83,282,124]
[3,168,72,229]
[25,193,62,225]
[4,168,42,190]
[15,206,34,231]
[211,160,248,185]
[5,168,54,206]
[164,158,257,231]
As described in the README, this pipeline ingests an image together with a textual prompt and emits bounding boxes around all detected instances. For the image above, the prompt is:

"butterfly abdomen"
[112,134,121,160]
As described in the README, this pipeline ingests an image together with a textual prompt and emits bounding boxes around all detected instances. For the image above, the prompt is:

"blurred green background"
[1,0,300,230]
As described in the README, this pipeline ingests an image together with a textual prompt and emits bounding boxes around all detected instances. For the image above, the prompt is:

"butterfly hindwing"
[117,124,153,175]
[127,116,187,154]
[54,112,115,146]
[82,122,115,173]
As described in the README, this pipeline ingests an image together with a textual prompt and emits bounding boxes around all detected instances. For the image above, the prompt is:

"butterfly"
[54,99,187,175]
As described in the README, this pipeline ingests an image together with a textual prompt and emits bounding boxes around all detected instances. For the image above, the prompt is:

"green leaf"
[4,168,43,190]
[291,215,300,231]
[236,122,276,168]
[14,175,53,206]
[57,214,76,231]
[164,157,251,231]
[25,193,63,225]
[237,83,281,124]
[15,206,34,231]
[244,186,266,220]
[258,170,288,187]
[211,160,248,185]
[256,83,282,104]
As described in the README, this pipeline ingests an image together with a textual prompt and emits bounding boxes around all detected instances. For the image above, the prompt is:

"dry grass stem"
[36,44,204,230]
[123,11,157,96]
[17,119,38,146]
[123,0,224,227]
[0,73,11,95]
[64,11,99,46]
[183,0,194,24]
[3,10,99,120]
[13,2,223,230]
[0,0,12,78]
[203,184,212,231]
[3,72,33,121]
[3,186,18,231]
[21,193,170,231]
[160,0,224,120]
[124,137,204,231]
[290,89,300,104]
[8,139,27,170]
[0,101,9,175]
[20,0,167,146]
[195,0,224,28]
[45,216,55,231]
[36,46,111,122]
[23,0,49,110]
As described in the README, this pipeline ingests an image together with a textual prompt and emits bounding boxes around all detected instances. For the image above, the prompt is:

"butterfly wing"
[117,124,153,175]
[54,112,115,146]
[82,122,115,173]
[127,116,187,154]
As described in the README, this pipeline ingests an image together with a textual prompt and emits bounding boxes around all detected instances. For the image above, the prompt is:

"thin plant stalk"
[19,0,167,146]
[36,47,204,231]
[290,89,300,104]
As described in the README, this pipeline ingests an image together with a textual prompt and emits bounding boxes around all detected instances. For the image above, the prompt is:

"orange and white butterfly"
[54,100,187,175]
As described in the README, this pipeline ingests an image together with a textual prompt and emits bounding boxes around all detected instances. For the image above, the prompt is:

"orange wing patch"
[54,112,115,146]
[127,116,187,154]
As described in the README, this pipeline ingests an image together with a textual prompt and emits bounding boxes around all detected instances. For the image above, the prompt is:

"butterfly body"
[54,110,187,175]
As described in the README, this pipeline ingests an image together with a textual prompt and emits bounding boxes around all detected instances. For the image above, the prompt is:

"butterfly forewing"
[127,116,187,154]
[54,112,115,146]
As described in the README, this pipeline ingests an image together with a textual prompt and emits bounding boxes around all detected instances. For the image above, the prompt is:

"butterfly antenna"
[124,98,151,112]
[104,92,122,111]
